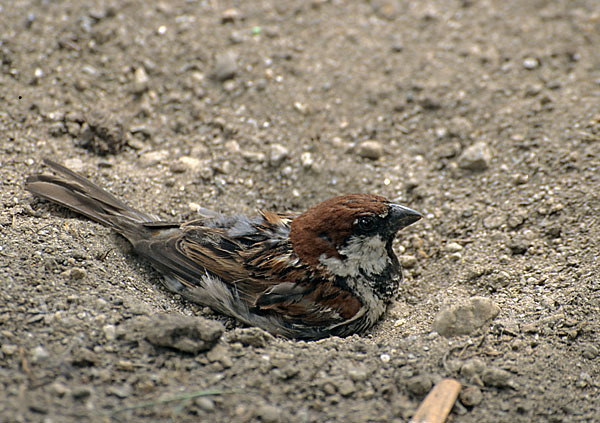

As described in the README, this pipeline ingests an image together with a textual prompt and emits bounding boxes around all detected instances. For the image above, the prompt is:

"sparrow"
[26,159,422,340]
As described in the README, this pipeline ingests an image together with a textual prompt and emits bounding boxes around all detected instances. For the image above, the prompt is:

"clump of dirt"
[1,0,599,422]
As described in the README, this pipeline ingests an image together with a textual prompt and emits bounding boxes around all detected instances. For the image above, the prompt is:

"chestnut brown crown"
[289,194,421,268]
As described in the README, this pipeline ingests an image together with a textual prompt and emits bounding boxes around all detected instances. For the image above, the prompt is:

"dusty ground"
[1,0,600,422]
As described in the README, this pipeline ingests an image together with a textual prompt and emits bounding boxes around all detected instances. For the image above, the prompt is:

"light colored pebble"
[357,140,384,160]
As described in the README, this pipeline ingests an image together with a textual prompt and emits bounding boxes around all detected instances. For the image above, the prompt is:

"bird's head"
[290,194,422,282]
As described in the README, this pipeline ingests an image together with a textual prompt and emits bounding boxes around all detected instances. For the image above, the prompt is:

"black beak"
[388,203,422,231]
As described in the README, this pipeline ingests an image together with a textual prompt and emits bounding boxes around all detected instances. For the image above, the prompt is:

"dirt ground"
[1,0,599,422]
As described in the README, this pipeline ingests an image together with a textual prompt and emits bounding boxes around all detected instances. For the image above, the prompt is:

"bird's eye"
[356,216,376,232]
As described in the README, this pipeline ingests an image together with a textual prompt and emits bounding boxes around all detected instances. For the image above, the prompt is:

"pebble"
[399,254,417,268]
[206,344,233,368]
[195,397,216,411]
[71,348,99,366]
[481,367,515,388]
[50,381,70,397]
[225,327,274,347]
[225,140,240,153]
[221,8,240,23]
[256,404,281,423]
[63,158,85,173]
[241,150,266,163]
[31,346,50,362]
[406,374,433,396]
[432,297,500,337]
[582,344,599,360]
[460,358,485,378]
[483,214,505,229]
[2,344,18,355]
[300,152,314,169]
[144,314,223,353]
[213,50,238,81]
[103,324,116,341]
[523,57,540,70]
[139,150,169,167]
[269,144,289,166]
[448,252,462,262]
[336,379,356,397]
[347,367,369,382]
[132,66,150,94]
[444,242,463,253]
[458,141,492,171]
[512,173,529,185]
[63,267,87,280]
[356,140,384,160]
[108,384,132,398]
[460,386,483,406]
[507,237,529,255]
[177,156,202,172]
[72,385,94,400]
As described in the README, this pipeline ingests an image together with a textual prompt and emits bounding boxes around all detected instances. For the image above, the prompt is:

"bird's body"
[26,160,421,339]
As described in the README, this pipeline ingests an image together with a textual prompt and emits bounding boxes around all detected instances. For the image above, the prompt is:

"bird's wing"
[133,214,363,327]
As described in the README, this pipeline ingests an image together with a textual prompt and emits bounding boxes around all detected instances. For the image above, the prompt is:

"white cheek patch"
[319,235,389,278]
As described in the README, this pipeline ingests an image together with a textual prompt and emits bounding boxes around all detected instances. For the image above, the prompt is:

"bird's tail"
[25,159,155,241]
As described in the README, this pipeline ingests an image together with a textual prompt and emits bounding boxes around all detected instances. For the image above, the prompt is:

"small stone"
[139,150,169,167]
[221,8,240,23]
[293,101,309,115]
[72,385,93,400]
[399,255,417,268]
[177,156,202,172]
[583,345,599,360]
[63,267,87,280]
[206,344,233,368]
[433,297,500,337]
[225,140,240,153]
[256,404,281,423]
[213,50,238,82]
[226,327,274,347]
[512,173,529,185]
[63,158,85,173]
[507,237,529,255]
[132,66,150,94]
[300,152,314,169]
[50,381,70,397]
[445,252,461,263]
[195,397,216,411]
[241,150,266,163]
[444,242,463,253]
[108,384,132,398]
[31,346,50,363]
[144,314,223,353]
[406,375,433,396]
[269,144,289,166]
[103,324,116,341]
[481,367,514,388]
[458,142,492,171]
[337,379,356,397]
[460,358,485,378]
[460,386,483,407]
[483,214,506,229]
[523,57,540,70]
[357,140,384,160]
[347,367,369,382]
[2,344,18,355]
[71,348,99,366]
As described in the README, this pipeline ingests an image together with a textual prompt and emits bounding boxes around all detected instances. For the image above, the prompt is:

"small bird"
[26,159,422,340]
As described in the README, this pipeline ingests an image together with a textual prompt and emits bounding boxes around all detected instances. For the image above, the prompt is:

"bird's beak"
[388,203,422,230]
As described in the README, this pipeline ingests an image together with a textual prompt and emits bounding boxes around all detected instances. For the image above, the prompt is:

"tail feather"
[25,159,154,238]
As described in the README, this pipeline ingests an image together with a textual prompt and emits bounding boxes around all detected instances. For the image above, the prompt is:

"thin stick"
[409,378,462,423]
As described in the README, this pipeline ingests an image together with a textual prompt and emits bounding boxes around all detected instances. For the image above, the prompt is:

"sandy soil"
[1,0,599,422]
